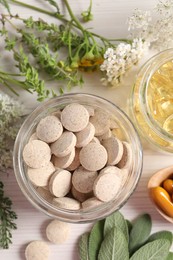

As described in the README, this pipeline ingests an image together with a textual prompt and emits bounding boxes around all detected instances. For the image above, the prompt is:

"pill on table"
[36,187,54,203]
[25,240,50,260]
[72,166,98,193]
[82,197,103,209]
[27,162,55,187]
[61,103,89,132]
[75,122,95,148]
[102,136,123,165]
[89,108,110,136]
[117,142,132,169]
[52,197,81,210]
[51,131,76,157]
[93,168,122,202]
[23,140,51,168]
[71,186,93,202]
[79,143,107,171]
[49,169,71,197]
[36,115,63,143]
[66,148,81,171]
[46,220,70,244]
[52,149,75,169]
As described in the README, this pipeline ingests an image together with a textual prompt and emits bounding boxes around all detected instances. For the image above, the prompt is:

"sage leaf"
[130,239,170,260]
[88,219,105,260]
[78,232,90,260]
[147,231,172,246]
[98,226,129,260]
[104,211,129,242]
[129,213,152,255]
[166,252,173,260]
[126,219,132,235]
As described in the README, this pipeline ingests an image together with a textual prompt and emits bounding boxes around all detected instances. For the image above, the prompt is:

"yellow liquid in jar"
[147,61,173,134]
[132,61,173,148]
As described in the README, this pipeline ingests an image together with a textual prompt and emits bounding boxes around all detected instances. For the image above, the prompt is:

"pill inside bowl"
[22,102,133,211]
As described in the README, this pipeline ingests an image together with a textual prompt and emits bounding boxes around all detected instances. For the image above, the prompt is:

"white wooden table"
[1,0,173,259]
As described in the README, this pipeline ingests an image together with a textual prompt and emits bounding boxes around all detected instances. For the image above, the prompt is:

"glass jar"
[13,93,143,223]
[130,49,173,153]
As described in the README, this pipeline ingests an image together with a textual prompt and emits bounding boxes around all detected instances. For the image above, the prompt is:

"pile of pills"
[23,103,132,211]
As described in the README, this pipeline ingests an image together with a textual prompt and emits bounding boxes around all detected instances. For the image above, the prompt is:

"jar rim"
[13,93,143,223]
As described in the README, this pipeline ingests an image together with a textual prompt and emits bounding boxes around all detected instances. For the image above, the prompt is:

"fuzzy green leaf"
[166,252,173,260]
[147,231,173,246]
[98,226,129,260]
[130,239,170,260]
[129,213,152,255]
[126,219,132,235]
[88,219,105,260]
[104,211,129,242]
[78,232,89,260]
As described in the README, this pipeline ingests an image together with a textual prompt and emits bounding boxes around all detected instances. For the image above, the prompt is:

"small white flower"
[128,8,152,31]
[100,38,148,87]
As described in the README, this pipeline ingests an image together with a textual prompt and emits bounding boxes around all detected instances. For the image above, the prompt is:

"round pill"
[117,142,132,169]
[49,169,71,197]
[71,186,93,203]
[46,220,70,244]
[84,105,95,116]
[93,170,122,202]
[29,132,38,142]
[36,115,63,143]
[102,136,124,165]
[23,140,51,168]
[51,131,76,157]
[66,148,81,171]
[51,109,61,119]
[27,162,55,187]
[90,137,100,144]
[75,122,95,148]
[89,108,110,136]
[72,166,98,193]
[36,187,54,203]
[52,149,75,169]
[82,197,103,209]
[25,240,50,260]
[61,103,89,132]
[98,129,112,142]
[52,197,81,210]
[79,143,107,171]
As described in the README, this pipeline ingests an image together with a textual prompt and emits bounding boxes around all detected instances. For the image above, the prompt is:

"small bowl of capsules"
[13,93,143,223]
[148,165,173,223]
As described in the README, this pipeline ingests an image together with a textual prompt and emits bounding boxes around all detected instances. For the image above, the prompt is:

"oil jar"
[130,49,173,153]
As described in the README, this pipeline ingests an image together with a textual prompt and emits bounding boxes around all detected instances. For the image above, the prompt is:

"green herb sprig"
[78,211,173,260]
[0,181,17,249]
[0,0,130,100]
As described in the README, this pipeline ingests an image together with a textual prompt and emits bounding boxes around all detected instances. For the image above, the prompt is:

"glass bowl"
[13,93,143,223]
[130,49,173,153]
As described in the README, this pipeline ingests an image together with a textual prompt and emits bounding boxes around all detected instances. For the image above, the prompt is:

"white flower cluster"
[100,38,149,86]
[0,93,22,170]
[128,0,173,50]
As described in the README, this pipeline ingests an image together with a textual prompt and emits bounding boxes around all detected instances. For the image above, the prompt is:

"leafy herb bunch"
[79,211,173,260]
[0,0,130,100]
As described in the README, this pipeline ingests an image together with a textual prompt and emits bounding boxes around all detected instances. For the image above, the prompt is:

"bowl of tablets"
[130,49,173,153]
[13,93,143,223]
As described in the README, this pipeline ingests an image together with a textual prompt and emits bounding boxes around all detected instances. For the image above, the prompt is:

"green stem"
[10,0,66,22]
[63,0,84,32]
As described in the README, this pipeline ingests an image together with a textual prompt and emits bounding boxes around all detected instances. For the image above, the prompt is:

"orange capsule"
[150,186,173,218]
[163,179,173,195]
